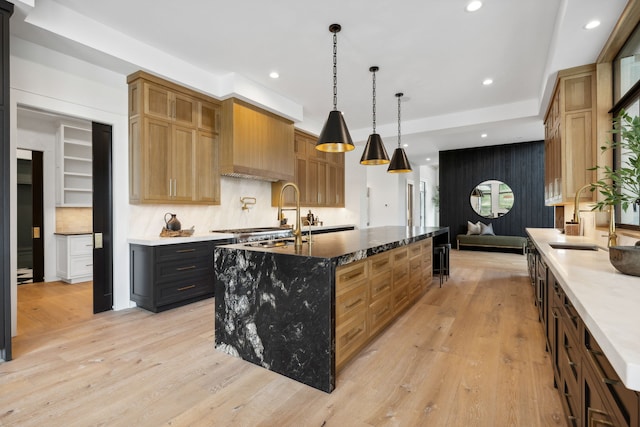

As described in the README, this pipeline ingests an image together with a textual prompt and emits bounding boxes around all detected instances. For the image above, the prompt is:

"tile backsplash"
[56,207,93,233]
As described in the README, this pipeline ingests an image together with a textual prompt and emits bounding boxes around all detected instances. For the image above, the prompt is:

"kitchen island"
[214,226,449,392]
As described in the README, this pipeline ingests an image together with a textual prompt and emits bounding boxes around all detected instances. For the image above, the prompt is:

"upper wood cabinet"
[271,128,345,208]
[219,98,294,182]
[128,71,221,205]
[544,64,597,206]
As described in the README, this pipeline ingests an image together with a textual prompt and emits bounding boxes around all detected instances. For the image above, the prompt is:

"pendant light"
[360,66,390,165]
[316,24,355,153]
[387,93,412,173]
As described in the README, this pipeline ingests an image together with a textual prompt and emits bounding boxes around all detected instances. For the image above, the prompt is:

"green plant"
[590,109,640,214]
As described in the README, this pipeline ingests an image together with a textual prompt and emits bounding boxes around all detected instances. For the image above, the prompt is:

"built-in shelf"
[56,123,92,207]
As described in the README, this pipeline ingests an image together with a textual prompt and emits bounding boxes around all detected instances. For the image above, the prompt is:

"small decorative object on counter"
[159,225,195,237]
[164,213,181,231]
[306,210,314,225]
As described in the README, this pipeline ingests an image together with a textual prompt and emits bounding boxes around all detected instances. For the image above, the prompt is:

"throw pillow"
[467,220,481,235]
[480,222,495,235]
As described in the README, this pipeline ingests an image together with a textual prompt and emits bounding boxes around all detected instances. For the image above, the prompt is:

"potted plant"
[590,109,640,276]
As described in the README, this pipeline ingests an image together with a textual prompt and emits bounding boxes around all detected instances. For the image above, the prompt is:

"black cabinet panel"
[439,141,553,238]
[129,240,224,312]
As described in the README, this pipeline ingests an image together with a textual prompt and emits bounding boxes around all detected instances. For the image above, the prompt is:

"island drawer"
[369,270,392,302]
[393,282,411,315]
[336,311,368,370]
[369,252,392,276]
[368,296,393,336]
[336,280,368,323]
[408,241,422,259]
[336,261,368,290]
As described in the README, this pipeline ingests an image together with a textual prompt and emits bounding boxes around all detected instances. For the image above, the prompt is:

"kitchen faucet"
[573,183,617,246]
[277,182,303,250]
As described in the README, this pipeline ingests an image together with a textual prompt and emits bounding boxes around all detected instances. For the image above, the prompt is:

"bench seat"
[456,234,527,255]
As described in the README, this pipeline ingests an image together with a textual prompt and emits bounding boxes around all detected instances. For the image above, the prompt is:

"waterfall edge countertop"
[527,228,640,391]
[214,225,449,392]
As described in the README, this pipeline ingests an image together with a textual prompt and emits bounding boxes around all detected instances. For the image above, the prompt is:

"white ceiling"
[9,0,629,167]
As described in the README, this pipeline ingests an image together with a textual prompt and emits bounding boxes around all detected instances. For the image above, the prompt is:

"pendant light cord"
[332,30,338,111]
[397,93,402,148]
[372,70,377,133]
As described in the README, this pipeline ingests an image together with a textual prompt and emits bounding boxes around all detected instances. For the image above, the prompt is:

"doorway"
[11,107,114,358]
[16,150,44,284]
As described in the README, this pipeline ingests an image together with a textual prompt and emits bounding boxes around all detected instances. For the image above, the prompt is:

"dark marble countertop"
[219,226,449,266]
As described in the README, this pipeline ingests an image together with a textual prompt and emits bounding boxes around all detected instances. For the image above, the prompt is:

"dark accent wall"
[439,140,553,238]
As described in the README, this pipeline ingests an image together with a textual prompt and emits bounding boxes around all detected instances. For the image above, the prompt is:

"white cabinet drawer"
[56,234,94,283]
[70,255,93,277]
[69,235,93,255]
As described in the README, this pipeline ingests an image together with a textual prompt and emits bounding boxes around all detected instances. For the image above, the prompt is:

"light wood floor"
[2,250,566,426]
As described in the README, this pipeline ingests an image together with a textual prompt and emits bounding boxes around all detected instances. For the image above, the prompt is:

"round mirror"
[470,180,514,218]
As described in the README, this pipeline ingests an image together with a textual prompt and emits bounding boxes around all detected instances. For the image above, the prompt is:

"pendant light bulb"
[360,66,390,165]
[387,92,412,173]
[316,23,355,153]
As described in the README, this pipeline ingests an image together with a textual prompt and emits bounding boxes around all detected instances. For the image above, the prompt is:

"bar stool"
[434,243,451,287]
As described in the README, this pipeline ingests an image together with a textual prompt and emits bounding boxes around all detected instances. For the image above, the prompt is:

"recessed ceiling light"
[269,71,280,79]
[584,20,601,30]
[466,1,482,12]
[481,133,488,138]
[403,144,408,148]
[482,78,493,86]
[426,157,431,161]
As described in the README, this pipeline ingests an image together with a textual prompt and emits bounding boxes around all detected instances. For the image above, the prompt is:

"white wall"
[15,112,62,282]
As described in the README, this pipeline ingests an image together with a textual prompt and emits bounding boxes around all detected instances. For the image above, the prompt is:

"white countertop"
[127,224,357,246]
[527,228,640,391]
[127,233,236,246]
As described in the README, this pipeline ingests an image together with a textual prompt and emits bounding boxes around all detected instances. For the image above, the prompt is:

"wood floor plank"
[1,250,566,426]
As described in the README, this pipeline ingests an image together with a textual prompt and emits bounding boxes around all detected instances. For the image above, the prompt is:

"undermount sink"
[549,242,599,251]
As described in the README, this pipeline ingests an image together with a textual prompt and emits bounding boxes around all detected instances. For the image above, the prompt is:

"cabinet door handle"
[178,285,196,291]
[86,264,93,267]
[345,327,363,342]
[342,270,364,281]
[344,298,362,309]
[169,179,173,197]
[176,265,197,271]
[176,249,196,253]
[586,348,620,386]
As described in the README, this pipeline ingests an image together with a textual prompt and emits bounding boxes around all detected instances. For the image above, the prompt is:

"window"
[612,22,640,229]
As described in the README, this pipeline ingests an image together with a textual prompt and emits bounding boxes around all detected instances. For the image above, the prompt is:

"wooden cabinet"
[544,64,597,206]
[335,238,432,371]
[129,240,229,312]
[219,98,294,182]
[539,255,640,426]
[128,71,221,205]
[55,234,93,283]
[56,123,92,207]
[272,128,345,207]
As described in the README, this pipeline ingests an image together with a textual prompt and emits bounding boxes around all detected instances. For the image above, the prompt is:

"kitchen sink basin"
[549,242,599,251]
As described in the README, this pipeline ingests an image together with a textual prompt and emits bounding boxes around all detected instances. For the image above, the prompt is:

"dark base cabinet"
[130,241,224,312]
[537,253,640,427]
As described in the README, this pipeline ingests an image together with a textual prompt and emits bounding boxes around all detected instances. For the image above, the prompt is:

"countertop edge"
[527,227,640,391]
[128,233,235,246]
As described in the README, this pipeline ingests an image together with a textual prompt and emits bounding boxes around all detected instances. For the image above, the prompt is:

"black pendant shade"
[360,66,390,165]
[387,92,412,173]
[360,133,389,164]
[316,110,355,153]
[387,147,412,173]
[316,23,354,153]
